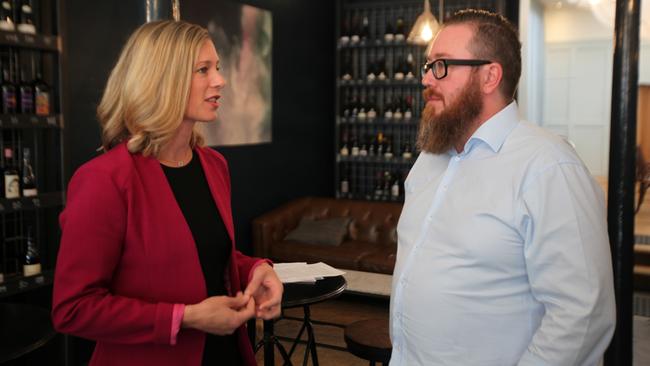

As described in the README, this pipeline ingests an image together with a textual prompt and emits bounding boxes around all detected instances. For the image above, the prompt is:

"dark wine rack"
[0,0,64,298]
[334,0,514,202]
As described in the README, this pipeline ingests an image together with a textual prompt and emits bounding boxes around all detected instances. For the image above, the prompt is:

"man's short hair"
[444,9,521,100]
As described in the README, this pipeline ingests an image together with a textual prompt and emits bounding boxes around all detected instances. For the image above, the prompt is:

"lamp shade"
[407,0,440,45]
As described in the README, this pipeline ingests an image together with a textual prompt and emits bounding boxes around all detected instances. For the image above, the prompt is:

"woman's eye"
[197,67,208,74]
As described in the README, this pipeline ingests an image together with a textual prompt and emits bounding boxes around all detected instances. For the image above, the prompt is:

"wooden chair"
[636,147,650,214]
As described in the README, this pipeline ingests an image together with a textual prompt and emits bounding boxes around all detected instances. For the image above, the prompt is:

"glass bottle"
[21,147,36,196]
[4,147,19,198]
[16,0,36,34]
[0,1,14,31]
[23,227,41,276]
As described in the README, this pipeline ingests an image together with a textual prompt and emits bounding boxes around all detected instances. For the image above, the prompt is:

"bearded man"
[390,9,615,366]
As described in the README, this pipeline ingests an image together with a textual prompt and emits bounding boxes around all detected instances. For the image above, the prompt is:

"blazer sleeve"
[52,165,174,345]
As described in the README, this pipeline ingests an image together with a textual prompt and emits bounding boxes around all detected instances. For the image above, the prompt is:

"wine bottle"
[404,96,413,120]
[351,136,360,156]
[360,15,370,43]
[16,0,36,34]
[350,13,360,44]
[340,17,351,45]
[366,57,376,81]
[0,1,14,31]
[376,132,385,156]
[383,20,395,43]
[377,58,387,81]
[383,94,393,120]
[373,171,383,200]
[340,170,350,196]
[23,227,41,277]
[395,17,406,42]
[1,52,17,114]
[21,147,36,196]
[33,54,50,116]
[366,94,377,121]
[402,141,413,159]
[341,54,353,81]
[393,96,403,121]
[340,128,350,156]
[384,137,394,158]
[18,67,34,114]
[405,53,415,81]
[4,147,19,199]
[393,56,405,81]
[391,173,400,198]
[359,137,368,156]
[382,170,391,200]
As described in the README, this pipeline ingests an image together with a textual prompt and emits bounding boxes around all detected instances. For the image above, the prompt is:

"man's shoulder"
[507,120,582,165]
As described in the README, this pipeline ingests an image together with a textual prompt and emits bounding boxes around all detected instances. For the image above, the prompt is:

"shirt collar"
[458,101,520,155]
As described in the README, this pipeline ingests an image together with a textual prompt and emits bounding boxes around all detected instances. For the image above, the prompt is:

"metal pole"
[145,0,180,22]
[604,0,641,365]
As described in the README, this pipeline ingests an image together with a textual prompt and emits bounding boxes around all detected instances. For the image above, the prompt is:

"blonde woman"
[52,20,282,366]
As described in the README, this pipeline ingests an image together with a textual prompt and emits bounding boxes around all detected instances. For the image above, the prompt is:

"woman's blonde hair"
[97,20,209,156]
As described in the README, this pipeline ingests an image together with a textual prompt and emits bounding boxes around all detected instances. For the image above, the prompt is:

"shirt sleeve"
[517,162,616,366]
[170,304,185,345]
[51,166,175,345]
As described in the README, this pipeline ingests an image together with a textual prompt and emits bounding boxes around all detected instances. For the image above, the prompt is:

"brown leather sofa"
[252,197,402,274]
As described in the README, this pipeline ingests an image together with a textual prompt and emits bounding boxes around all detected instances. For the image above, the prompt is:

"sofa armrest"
[252,197,313,257]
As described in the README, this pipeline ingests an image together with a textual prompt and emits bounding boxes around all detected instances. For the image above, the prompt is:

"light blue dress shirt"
[390,102,615,366]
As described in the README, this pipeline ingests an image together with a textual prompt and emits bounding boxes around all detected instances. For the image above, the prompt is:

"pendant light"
[407,0,443,45]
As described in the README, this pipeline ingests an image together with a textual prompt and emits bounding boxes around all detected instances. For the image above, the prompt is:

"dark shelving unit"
[334,0,516,202]
[0,0,65,300]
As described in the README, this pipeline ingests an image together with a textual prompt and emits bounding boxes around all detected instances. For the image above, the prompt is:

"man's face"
[417,24,485,153]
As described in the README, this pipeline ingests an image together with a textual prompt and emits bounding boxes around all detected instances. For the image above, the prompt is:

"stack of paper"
[273,262,346,284]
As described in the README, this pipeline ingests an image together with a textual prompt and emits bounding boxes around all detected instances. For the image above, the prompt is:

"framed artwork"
[184,2,272,146]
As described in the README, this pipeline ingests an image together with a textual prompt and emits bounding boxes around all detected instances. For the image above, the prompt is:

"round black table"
[0,302,56,363]
[257,275,347,366]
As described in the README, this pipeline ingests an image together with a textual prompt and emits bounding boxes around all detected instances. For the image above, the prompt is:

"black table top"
[0,302,56,363]
[282,275,347,308]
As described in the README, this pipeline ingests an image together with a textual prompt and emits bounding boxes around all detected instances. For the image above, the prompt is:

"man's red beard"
[416,72,483,154]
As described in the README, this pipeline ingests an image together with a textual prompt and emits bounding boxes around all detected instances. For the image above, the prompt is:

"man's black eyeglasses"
[421,59,492,79]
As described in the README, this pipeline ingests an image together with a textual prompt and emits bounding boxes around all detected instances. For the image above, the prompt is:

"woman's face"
[184,40,226,123]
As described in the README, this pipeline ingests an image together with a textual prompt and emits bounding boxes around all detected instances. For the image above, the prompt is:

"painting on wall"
[184,2,272,146]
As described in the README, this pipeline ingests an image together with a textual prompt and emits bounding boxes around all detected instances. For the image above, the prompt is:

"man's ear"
[482,62,503,94]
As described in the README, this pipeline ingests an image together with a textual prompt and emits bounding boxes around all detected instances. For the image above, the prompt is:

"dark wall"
[62,0,335,255]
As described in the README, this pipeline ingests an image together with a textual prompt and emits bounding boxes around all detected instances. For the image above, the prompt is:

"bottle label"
[3,91,16,112]
[23,263,41,277]
[21,89,33,113]
[23,188,37,197]
[35,91,50,115]
[5,174,19,198]
[341,180,349,193]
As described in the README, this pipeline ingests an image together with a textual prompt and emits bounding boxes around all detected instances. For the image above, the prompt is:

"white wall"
[533,4,650,176]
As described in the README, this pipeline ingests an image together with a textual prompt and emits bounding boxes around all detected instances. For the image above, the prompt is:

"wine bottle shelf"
[337,116,419,125]
[0,270,53,299]
[337,154,416,164]
[338,79,421,87]
[0,114,60,129]
[336,190,405,202]
[0,31,59,52]
[0,192,64,213]
[337,39,417,49]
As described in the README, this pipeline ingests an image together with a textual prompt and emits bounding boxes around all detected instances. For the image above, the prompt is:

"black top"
[161,153,241,366]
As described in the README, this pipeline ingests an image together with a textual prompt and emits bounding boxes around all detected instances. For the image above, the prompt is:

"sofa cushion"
[284,216,352,246]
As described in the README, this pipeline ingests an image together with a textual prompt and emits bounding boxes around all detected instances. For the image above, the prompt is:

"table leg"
[264,319,275,366]
[302,305,319,366]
